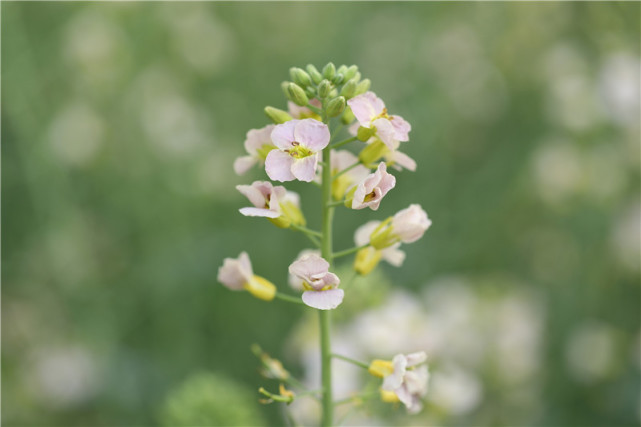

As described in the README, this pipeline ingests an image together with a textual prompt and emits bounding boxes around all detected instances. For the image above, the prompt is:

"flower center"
[287,142,313,158]
[373,108,390,121]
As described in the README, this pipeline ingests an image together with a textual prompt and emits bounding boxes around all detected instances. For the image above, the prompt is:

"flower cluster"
[217,63,433,421]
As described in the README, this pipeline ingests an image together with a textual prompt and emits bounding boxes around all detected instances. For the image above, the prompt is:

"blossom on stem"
[330,150,370,201]
[369,204,432,249]
[265,119,330,182]
[353,220,405,275]
[236,181,304,228]
[288,254,343,310]
[349,162,396,210]
[369,352,429,414]
[217,252,276,301]
[357,137,417,172]
[288,249,321,291]
[347,91,411,150]
[234,125,276,175]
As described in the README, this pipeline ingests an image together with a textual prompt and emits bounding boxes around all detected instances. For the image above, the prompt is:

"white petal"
[302,289,344,310]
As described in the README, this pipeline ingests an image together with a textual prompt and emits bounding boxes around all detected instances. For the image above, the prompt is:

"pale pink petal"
[236,182,270,208]
[354,221,381,246]
[218,252,253,290]
[377,165,396,194]
[347,92,385,125]
[404,366,429,394]
[302,289,344,310]
[381,245,405,266]
[245,125,275,153]
[265,150,295,182]
[321,272,340,288]
[239,207,280,218]
[270,120,297,150]
[389,115,411,141]
[289,254,330,278]
[294,119,330,152]
[373,118,398,150]
[382,354,408,391]
[390,150,416,172]
[291,154,319,182]
[405,352,427,367]
[269,186,288,211]
[233,156,257,175]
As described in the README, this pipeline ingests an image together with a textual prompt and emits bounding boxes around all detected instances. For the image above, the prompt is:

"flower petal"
[381,245,406,266]
[239,207,280,218]
[291,154,319,182]
[265,150,295,182]
[405,352,427,367]
[289,254,330,279]
[236,182,270,208]
[347,92,385,125]
[389,115,411,141]
[302,289,344,310]
[354,221,381,246]
[233,156,257,175]
[271,120,297,150]
[390,150,417,172]
[373,118,399,150]
[245,125,275,153]
[294,119,330,151]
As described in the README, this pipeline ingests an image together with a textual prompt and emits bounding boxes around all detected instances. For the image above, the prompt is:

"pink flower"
[265,119,330,182]
[351,162,396,210]
[331,150,371,200]
[355,221,405,266]
[234,125,276,175]
[217,252,276,301]
[288,249,321,291]
[236,181,304,228]
[347,91,411,150]
[391,204,431,243]
[288,99,322,120]
[381,352,429,414]
[288,253,343,310]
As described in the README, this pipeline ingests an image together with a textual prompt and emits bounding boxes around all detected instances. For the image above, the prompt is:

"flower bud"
[280,199,306,227]
[369,217,397,249]
[368,359,394,378]
[340,78,358,99]
[317,79,332,98]
[287,82,309,106]
[281,81,290,98]
[305,86,316,99]
[355,78,371,95]
[326,96,346,118]
[290,67,312,88]
[333,73,344,85]
[337,64,348,75]
[341,106,355,124]
[322,62,336,80]
[358,139,388,165]
[343,65,358,81]
[306,64,323,84]
[356,126,376,142]
[264,106,293,124]
[244,275,276,301]
[354,246,382,275]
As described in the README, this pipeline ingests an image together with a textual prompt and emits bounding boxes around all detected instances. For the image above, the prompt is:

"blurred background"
[3,2,640,426]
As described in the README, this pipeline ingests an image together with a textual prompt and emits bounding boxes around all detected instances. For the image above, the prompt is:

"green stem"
[319,110,334,427]
[274,292,306,305]
[329,136,358,150]
[331,353,370,370]
[332,161,363,181]
[328,199,346,208]
[290,224,321,247]
[333,244,368,259]
[291,224,322,237]
[307,103,323,115]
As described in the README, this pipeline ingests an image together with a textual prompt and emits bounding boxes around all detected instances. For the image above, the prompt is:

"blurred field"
[3,2,640,426]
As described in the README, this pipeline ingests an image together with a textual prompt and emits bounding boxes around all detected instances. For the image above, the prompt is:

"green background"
[3,2,640,426]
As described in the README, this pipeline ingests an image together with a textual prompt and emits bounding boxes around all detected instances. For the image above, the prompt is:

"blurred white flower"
[566,322,618,382]
[531,138,583,206]
[428,363,482,415]
[48,102,104,167]
[598,53,641,127]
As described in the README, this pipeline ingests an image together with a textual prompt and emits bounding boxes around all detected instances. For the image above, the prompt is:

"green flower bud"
[305,86,316,99]
[343,65,358,81]
[287,83,309,106]
[333,73,344,85]
[358,139,388,166]
[352,71,362,83]
[354,246,382,276]
[355,79,371,95]
[318,79,332,98]
[281,81,291,98]
[329,88,338,98]
[264,106,293,124]
[341,106,355,124]
[340,79,358,99]
[322,62,336,80]
[356,126,376,142]
[337,64,348,75]
[306,64,323,84]
[326,96,346,118]
[290,67,312,88]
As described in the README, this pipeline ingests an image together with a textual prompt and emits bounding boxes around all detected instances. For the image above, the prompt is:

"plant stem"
[274,292,306,305]
[333,244,368,259]
[319,111,334,427]
[331,353,370,370]
[332,161,363,181]
[328,199,346,208]
[329,136,358,150]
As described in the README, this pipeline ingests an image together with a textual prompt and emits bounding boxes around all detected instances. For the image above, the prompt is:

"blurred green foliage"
[2,2,639,426]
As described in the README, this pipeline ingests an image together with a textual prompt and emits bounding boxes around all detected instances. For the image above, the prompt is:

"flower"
[236,181,304,228]
[217,252,276,301]
[370,204,432,249]
[265,119,330,182]
[350,162,396,210]
[369,352,429,414]
[353,220,405,275]
[347,91,411,150]
[288,249,321,291]
[357,138,417,172]
[331,150,371,201]
[234,125,276,175]
[288,254,343,310]
[288,99,322,121]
